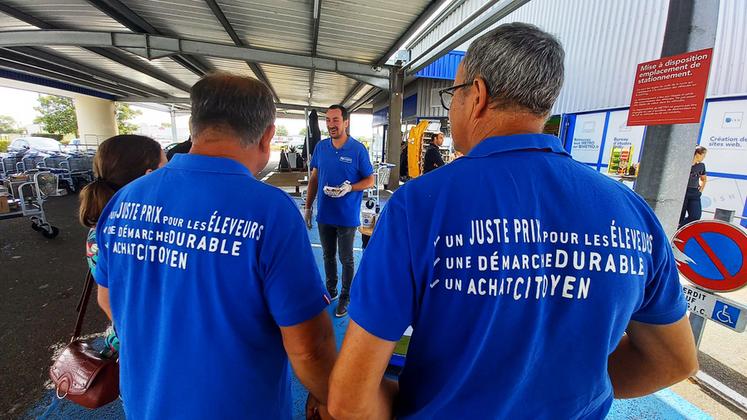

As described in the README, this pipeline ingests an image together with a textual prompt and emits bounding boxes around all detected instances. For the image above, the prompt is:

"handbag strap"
[71,269,95,342]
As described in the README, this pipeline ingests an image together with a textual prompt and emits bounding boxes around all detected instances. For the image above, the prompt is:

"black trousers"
[679,188,702,228]
[318,223,356,299]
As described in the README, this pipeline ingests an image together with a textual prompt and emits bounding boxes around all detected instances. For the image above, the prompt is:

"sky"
[0,85,373,139]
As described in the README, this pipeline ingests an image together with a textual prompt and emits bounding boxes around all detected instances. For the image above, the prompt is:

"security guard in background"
[423,132,446,174]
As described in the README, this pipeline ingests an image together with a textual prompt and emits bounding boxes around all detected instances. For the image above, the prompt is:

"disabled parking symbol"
[712,301,739,328]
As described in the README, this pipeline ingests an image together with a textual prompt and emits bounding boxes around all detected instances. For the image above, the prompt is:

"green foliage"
[0,139,9,152]
[0,115,25,134]
[34,95,78,136]
[299,127,330,138]
[275,125,288,136]
[116,103,141,134]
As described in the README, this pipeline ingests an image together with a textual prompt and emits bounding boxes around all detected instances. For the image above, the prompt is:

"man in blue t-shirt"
[328,23,698,419]
[305,105,374,318]
[94,73,337,419]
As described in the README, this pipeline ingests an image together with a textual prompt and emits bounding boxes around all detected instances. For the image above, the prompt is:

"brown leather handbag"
[49,270,120,409]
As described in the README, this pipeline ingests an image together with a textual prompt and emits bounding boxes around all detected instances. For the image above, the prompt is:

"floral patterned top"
[86,228,98,271]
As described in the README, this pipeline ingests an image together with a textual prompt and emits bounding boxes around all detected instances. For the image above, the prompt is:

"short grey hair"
[190,72,276,146]
[462,22,564,116]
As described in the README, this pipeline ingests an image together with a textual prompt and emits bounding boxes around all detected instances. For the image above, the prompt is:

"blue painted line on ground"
[608,389,711,419]
[25,198,711,419]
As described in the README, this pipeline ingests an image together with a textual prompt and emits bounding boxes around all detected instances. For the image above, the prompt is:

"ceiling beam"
[376,0,451,67]
[120,96,328,113]
[86,47,192,92]
[308,0,323,106]
[406,0,531,74]
[85,0,211,77]
[339,0,447,110]
[349,86,380,111]
[0,4,191,93]
[0,3,52,29]
[405,0,469,53]
[344,73,389,91]
[0,49,138,97]
[9,46,171,98]
[203,0,280,102]
[340,82,366,107]
[0,58,129,98]
[0,30,390,81]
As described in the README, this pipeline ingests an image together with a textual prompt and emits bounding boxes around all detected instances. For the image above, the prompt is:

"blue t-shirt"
[310,137,374,227]
[93,154,328,419]
[350,134,686,419]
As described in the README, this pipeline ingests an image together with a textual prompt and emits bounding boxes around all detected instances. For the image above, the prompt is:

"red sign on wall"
[627,48,713,126]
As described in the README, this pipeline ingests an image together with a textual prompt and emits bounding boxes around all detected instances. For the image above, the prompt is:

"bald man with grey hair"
[328,23,697,419]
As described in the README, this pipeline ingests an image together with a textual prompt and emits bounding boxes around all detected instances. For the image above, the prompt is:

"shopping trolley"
[0,171,61,238]
[364,162,396,213]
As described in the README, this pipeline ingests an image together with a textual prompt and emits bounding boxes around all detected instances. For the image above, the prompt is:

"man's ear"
[473,77,491,118]
[259,123,276,153]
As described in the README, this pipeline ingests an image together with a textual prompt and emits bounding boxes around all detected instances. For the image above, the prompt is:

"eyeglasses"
[438,81,473,110]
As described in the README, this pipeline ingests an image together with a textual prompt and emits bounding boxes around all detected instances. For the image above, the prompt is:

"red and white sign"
[673,220,747,292]
[627,48,713,126]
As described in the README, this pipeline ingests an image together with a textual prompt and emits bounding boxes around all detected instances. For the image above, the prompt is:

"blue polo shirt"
[93,154,328,420]
[350,134,686,419]
[310,137,374,227]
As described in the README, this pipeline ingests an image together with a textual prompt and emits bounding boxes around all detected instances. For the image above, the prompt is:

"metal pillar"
[689,311,706,348]
[170,107,178,142]
[385,65,404,190]
[304,107,311,184]
[633,0,719,237]
[688,208,734,347]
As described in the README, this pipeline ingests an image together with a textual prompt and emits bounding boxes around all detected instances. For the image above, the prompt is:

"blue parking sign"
[712,301,740,329]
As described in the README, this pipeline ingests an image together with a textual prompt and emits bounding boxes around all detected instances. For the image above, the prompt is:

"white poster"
[600,110,646,168]
[570,113,606,164]
[701,176,747,229]
[699,99,747,176]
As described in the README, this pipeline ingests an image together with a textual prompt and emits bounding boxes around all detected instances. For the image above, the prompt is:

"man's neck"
[331,133,349,149]
[464,110,546,152]
[190,133,262,175]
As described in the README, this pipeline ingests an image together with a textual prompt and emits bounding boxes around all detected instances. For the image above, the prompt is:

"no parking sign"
[674,220,747,333]
[673,220,747,292]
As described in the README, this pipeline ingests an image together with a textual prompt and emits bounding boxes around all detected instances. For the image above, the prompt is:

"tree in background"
[0,115,25,134]
[116,103,141,135]
[276,125,288,136]
[300,127,329,138]
[33,95,78,136]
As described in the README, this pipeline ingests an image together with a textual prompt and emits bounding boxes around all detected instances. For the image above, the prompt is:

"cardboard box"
[0,195,9,214]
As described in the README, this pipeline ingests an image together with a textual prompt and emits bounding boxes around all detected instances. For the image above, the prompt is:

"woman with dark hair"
[678,145,708,228]
[79,135,166,326]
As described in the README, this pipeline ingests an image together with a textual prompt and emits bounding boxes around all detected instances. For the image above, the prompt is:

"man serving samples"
[305,105,374,317]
